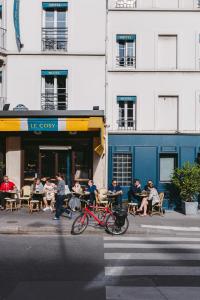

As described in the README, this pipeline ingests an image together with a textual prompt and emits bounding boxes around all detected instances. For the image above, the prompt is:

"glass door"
[40,150,71,185]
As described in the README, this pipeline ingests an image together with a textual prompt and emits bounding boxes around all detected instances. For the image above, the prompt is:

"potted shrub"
[171,162,200,215]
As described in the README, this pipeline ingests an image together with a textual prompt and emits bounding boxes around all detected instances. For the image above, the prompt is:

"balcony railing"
[116,56,136,68]
[0,97,6,110]
[0,28,6,51]
[42,28,68,51]
[116,0,137,8]
[117,118,136,130]
[41,93,68,110]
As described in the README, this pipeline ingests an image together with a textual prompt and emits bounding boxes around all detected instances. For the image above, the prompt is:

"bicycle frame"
[81,205,113,226]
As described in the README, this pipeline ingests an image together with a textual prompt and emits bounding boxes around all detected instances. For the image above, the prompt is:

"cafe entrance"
[39,146,71,183]
[22,132,93,187]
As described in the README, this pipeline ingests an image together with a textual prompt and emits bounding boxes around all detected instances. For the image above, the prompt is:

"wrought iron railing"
[116,56,136,67]
[41,93,68,110]
[0,97,6,110]
[0,28,6,51]
[117,118,136,130]
[42,28,68,51]
[116,0,137,8]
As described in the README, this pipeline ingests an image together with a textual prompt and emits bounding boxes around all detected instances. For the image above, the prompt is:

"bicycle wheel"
[105,214,129,235]
[71,213,89,235]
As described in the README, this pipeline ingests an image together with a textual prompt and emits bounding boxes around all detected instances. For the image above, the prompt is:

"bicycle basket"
[113,209,127,227]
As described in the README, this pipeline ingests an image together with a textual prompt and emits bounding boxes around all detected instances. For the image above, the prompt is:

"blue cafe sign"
[28,118,58,131]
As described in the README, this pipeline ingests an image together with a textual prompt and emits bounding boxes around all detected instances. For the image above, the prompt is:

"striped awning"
[0,117,105,155]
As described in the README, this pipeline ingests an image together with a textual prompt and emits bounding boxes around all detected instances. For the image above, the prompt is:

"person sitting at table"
[43,179,56,212]
[0,175,16,210]
[31,178,44,201]
[85,180,97,205]
[108,180,123,208]
[137,181,159,216]
[68,181,82,211]
[128,179,142,204]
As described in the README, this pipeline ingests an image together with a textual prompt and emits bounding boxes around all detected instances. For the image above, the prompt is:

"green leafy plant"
[171,162,200,202]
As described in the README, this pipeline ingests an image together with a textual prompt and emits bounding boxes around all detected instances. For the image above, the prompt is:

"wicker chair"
[151,192,165,216]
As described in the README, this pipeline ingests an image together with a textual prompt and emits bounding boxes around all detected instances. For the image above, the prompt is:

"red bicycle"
[71,200,129,235]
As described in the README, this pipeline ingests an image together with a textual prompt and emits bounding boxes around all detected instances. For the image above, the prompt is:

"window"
[117,96,136,130]
[116,0,137,8]
[156,96,178,131]
[41,70,68,110]
[158,35,177,69]
[116,34,136,67]
[42,2,68,51]
[160,154,177,182]
[113,153,132,186]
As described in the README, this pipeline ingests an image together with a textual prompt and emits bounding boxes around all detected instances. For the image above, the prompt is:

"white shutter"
[156,96,178,131]
[158,35,177,69]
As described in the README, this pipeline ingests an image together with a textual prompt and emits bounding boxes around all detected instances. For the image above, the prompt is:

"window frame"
[159,153,178,183]
[112,152,132,187]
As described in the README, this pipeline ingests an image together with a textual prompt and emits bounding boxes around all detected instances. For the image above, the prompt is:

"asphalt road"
[1,234,200,300]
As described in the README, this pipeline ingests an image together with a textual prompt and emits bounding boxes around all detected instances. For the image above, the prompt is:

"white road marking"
[105,266,200,276]
[104,252,200,260]
[104,243,200,249]
[104,236,200,242]
[141,225,200,232]
[106,286,200,300]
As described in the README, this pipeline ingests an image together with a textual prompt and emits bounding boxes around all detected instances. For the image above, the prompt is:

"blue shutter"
[41,70,68,76]
[42,2,68,9]
[117,96,136,102]
[116,34,136,42]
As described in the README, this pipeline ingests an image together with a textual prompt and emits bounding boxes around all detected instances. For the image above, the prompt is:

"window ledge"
[109,8,200,12]
[109,68,200,72]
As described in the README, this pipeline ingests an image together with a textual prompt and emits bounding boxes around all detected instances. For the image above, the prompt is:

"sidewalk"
[0,208,200,235]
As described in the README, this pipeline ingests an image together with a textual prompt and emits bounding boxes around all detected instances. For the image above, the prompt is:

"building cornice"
[0,110,105,118]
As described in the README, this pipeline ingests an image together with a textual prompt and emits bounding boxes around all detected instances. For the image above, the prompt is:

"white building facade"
[0,0,106,189]
[0,0,200,207]
[107,0,200,206]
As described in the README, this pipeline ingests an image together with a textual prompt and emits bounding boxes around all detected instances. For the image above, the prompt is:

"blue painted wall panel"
[180,147,196,166]
[134,146,157,188]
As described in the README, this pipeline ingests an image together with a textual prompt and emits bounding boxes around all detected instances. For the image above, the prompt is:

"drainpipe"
[104,0,109,188]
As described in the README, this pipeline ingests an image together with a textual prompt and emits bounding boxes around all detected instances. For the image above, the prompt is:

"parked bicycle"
[71,200,129,235]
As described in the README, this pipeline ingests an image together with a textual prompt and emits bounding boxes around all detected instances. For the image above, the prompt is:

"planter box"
[181,201,198,215]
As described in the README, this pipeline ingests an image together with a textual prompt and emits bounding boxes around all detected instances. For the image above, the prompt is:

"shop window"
[196,153,200,165]
[0,141,5,181]
[116,34,136,67]
[74,150,90,182]
[42,2,68,51]
[112,153,132,186]
[24,145,39,181]
[160,153,177,182]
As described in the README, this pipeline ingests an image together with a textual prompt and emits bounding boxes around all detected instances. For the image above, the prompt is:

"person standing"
[53,174,72,220]
[0,175,16,209]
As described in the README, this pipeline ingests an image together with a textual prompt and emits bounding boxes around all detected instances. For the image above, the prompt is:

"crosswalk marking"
[105,266,200,276]
[104,236,200,299]
[104,236,200,242]
[104,252,200,260]
[104,242,200,249]
[106,286,200,300]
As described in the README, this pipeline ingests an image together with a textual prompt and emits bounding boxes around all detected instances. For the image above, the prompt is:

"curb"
[1,225,200,236]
